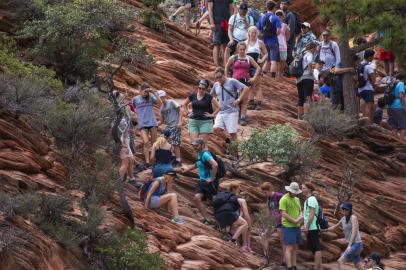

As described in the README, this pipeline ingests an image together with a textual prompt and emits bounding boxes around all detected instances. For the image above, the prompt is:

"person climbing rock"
[387,73,406,140]
[132,82,162,168]
[295,22,317,57]
[182,79,220,145]
[224,42,260,125]
[144,170,185,225]
[211,67,249,138]
[181,138,219,224]
[279,182,303,270]
[275,9,290,78]
[245,26,268,110]
[357,49,376,121]
[364,252,385,270]
[208,0,233,66]
[258,1,282,78]
[302,182,322,270]
[170,0,195,31]
[326,202,365,270]
[157,90,183,166]
[280,0,299,65]
[150,131,176,178]
[224,3,254,64]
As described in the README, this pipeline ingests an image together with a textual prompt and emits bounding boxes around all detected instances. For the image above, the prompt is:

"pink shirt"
[277,23,289,52]
[232,56,251,80]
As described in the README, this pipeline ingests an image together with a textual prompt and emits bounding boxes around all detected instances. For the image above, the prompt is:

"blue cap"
[161,129,171,138]
[341,201,352,211]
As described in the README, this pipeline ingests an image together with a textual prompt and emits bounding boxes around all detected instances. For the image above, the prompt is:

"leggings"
[297,79,314,106]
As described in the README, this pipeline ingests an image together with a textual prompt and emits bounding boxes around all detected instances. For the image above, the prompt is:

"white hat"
[285,182,302,194]
[157,90,166,97]
[302,22,311,28]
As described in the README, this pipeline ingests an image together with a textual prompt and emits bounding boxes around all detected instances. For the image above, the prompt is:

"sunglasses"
[214,75,223,80]
[198,87,206,90]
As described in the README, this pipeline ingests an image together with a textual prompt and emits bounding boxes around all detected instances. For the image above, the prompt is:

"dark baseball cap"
[281,0,291,4]
[341,201,353,211]
[192,138,205,146]
[239,3,248,10]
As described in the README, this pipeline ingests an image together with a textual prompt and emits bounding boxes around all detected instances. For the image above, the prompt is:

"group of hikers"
[111,0,403,269]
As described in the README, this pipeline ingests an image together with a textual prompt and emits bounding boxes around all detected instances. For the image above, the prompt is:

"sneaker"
[240,245,251,253]
[247,99,256,110]
[169,15,176,21]
[171,216,185,225]
[239,117,247,126]
[202,219,215,225]
[173,160,182,168]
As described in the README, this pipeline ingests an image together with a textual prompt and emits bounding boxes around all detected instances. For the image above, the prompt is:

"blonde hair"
[153,136,167,149]
[237,41,247,50]
[229,182,241,193]
[248,26,258,34]
[260,182,273,192]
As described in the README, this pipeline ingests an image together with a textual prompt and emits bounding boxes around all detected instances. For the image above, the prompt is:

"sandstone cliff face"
[1,1,406,270]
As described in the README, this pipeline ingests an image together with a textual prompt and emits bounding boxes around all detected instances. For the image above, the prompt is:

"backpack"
[305,196,329,230]
[291,11,302,36]
[289,54,307,78]
[262,13,276,38]
[357,63,369,88]
[212,191,239,211]
[315,42,335,64]
[383,81,398,106]
[197,150,226,180]
[248,7,261,26]
[139,177,165,202]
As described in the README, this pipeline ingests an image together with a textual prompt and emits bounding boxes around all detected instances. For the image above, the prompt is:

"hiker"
[224,42,260,125]
[296,41,317,120]
[211,67,249,139]
[302,182,322,270]
[151,131,176,178]
[260,182,285,265]
[280,0,300,65]
[181,138,219,224]
[132,82,162,168]
[229,182,253,252]
[212,190,250,252]
[144,170,184,225]
[295,22,317,57]
[170,0,195,31]
[118,117,137,183]
[157,90,183,166]
[318,30,341,72]
[387,74,406,140]
[357,49,376,121]
[377,46,395,77]
[373,97,385,125]
[275,10,290,78]
[257,1,282,78]
[318,73,331,99]
[326,202,364,270]
[182,79,221,145]
[208,0,233,66]
[224,3,254,64]
[194,0,210,35]
[245,26,268,110]
[279,182,303,270]
[364,252,385,270]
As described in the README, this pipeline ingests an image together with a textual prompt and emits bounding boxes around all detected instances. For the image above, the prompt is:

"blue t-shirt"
[320,84,331,96]
[196,151,213,181]
[257,12,281,45]
[389,81,405,109]
[132,95,158,128]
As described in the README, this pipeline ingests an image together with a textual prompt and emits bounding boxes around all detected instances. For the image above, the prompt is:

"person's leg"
[224,46,232,66]
[303,79,314,114]
[277,227,286,264]
[194,193,208,220]
[231,217,248,244]
[297,81,305,118]
[172,3,191,18]
[213,45,220,66]
[224,111,239,139]
[365,102,374,121]
[337,256,346,270]
[200,133,210,146]
[150,127,158,144]
[240,87,251,121]
[184,4,192,30]
[315,251,322,270]
[119,157,130,180]
[292,244,298,267]
[140,129,151,164]
[219,44,227,67]
[285,244,293,268]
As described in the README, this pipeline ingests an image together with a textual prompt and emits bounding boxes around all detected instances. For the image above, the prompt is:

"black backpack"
[212,191,239,211]
[262,13,276,38]
[289,54,306,78]
[357,63,369,88]
[291,11,302,36]
[197,150,226,180]
[383,81,398,106]
[305,196,329,230]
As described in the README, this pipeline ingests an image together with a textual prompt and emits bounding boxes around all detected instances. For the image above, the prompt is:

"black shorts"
[359,90,374,103]
[214,210,239,228]
[195,179,219,201]
[388,108,406,129]
[212,23,229,45]
[297,79,314,106]
[141,126,156,131]
[307,230,321,254]
[227,40,239,55]
[238,78,251,86]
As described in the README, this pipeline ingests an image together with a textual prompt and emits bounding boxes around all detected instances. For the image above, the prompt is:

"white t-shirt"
[358,60,375,92]
[229,13,254,42]
[302,51,314,76]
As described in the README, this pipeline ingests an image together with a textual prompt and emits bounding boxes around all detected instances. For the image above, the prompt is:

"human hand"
[204,112,213,118]
[210,24,216,30]
[206,178,214,183]
[232,99,240,107]
[177,122,182,128]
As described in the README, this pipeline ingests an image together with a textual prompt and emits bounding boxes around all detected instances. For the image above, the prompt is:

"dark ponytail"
[345,209,352,224]
[377,262,385,270]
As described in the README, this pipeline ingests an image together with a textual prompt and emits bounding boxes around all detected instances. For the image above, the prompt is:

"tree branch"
[352,37,381,54]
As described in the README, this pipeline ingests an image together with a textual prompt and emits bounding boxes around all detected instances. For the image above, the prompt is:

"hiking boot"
[255,101,262,110]
[169,15,176,21]
[202,219,215,225]
[171,216,185,225]
[239,117,248,126]
[247,99,256,110]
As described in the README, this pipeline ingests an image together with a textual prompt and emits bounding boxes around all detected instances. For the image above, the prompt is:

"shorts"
[141,126,156,131]
[188,119,213,134]
[153,163,173,178]
[148,195,161,209]
[238,78,251,86]
[282,226,302,245]
[212,23,229,45]
[297,79,314,106]
[359,90,374,103]
[266,43,280,61]
[182,0,195,8]
[388,108,406,129]
[307,230,321,254]
[279,50,287,61]
[343,242,363,265]
[195,179,219,201]
[120,144,134,159]
[213,111,239,134]
[215,210,239,228]
[164,126,181,145]
[227,40,239,55]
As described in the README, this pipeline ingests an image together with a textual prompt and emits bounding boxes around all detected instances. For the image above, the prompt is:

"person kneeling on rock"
[212,190,250,253]
[144,170,185,225]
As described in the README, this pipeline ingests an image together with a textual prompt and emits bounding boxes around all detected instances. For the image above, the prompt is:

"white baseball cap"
[157,90,166,97]
[302,22,311,29]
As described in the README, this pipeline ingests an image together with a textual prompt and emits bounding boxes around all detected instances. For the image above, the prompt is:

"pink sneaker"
[240,245,251,253]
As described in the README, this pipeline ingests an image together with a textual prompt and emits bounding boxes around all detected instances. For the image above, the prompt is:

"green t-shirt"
[304,196,319,231]
[279,193,301,228]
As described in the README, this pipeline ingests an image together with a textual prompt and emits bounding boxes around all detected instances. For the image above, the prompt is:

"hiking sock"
[271,72,276,78]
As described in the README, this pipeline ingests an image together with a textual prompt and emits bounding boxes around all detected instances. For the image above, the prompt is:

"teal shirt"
[196,151,213,181]
[389,81,405,109]
[304,196,319,231]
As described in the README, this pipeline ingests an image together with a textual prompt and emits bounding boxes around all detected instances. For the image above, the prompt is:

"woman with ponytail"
[364,252,384,270]
[151,130,176,178]
[326,201,364,270]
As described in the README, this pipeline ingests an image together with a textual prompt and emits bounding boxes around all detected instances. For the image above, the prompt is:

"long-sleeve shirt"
[319,40,341,71]
[285,10,297,45]
[295,31,317,56]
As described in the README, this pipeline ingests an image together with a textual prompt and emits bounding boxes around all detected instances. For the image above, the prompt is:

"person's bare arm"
[182,163,197,173]
[331,66,354,74]
[238,198,252,227]
[305,207,315,230]
[369,70,377,88]
[348,215,359,248]
[144,181,159,208]
[177,105,183,128]
[150,144,156,164]
[281,210,301,224]
[182,97,191,116]
[258,41,268,64]
[207,158,218,182]
[225,57,233,77]
[208,1,215,29]
[235,86,250,105]
[249,56,260,82]
[206,97,221,118]
[400,92,406,112]
[285,25,291,41]
[227,17,234,44]
[151,91,162,106]
[325,220,341,231]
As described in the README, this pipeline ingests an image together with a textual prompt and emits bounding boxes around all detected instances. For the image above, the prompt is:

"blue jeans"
[343,242,363,265]
[152,163,173,178]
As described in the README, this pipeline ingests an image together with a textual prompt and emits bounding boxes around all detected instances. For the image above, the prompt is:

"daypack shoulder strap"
[222,86,239,100]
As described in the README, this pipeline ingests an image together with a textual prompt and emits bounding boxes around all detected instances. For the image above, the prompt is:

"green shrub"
[0,192,41,221]
[141,10,165,32]
[304,100,357,137]
[98,228,165,270]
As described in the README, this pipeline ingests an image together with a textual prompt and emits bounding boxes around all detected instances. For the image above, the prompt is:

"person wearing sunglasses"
[364,252,384,270]
[294,22,317,57]
[325,202,365,270]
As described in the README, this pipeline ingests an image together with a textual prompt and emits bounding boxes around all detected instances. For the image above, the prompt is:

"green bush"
[141,10,165,32]
[0,192,41,221]
[304,100,357,137]
[98,228,165,270]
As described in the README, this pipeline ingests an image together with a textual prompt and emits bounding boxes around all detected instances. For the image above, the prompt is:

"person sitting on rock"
[144,170,185,225]
[212,190,250,252]
[150,131,176,178]
[170,0,195,31]
[181,138,219,225]
[364,252,384,270]
[229,182,253,253]
[157,90,183,167]
[326,202,365,270]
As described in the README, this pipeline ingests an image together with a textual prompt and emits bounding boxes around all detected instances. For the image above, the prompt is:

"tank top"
[277,23,288,51]
[341,215,362,243]
[147,177,167,196]
[232,55,251,80]
[246,39,261,62]
[155,147,175,164]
